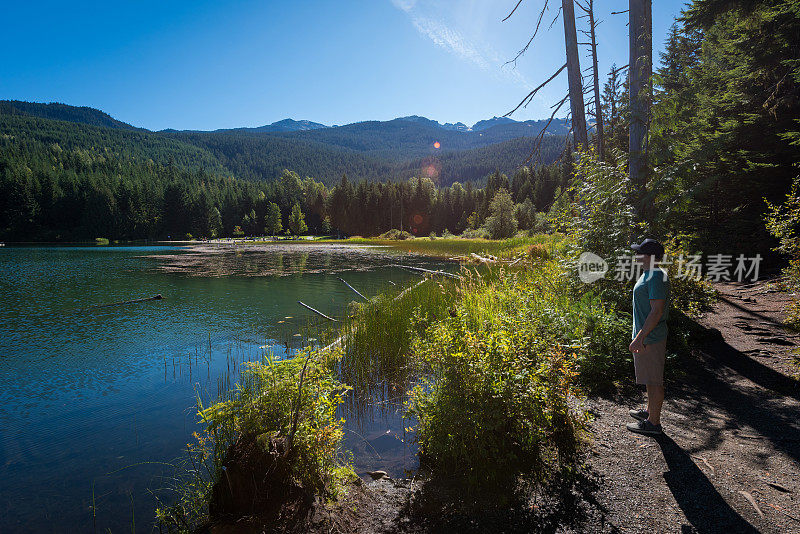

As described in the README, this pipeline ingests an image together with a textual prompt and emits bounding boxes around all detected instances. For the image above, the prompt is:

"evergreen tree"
[288,202,308,236]
[484,189,518,239]
[265,202,282,236]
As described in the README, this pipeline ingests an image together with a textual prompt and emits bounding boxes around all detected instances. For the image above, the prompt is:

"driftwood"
[297,301,337,322]
[317,278,429,355]
[393,264,459,279]
[337,277,369,301]
[690,455,715,476]
[738,490,764,518]
[89,294,163,308]
[470,252,499,264]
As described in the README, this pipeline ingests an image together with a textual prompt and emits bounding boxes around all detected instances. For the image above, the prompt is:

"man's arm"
[629,298,666,353]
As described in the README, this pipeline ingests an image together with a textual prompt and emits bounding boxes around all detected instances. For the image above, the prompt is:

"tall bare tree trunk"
[562,0,588,151]
[587,0,604,159]
[629,0,652,221]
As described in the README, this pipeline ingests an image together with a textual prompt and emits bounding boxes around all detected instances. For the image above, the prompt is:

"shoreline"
[205,276,800,533]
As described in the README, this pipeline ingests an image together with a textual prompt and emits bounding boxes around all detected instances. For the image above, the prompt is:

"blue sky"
[0,0,690,131]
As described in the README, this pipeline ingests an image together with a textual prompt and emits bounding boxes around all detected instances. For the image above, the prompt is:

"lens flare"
[420,156,441,182]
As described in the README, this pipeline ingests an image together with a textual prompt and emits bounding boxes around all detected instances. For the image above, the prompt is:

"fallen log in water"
[317,278,428,355]
[391,264,460,279]
[89,294,164,308]
[297,301,337,322]
[337,277,369,301]
[470,252,498,263]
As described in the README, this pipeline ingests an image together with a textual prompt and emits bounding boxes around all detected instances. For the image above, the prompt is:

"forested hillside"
[1,114,227,173]
[0,100,142,131]
[0,106,573,241]
[257,116,569,159]
[0,132,572,241]
[1,101,567,185]
[168,128,567,186]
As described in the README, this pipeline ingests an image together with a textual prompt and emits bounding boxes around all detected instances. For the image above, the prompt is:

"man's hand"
[629,337,645,353]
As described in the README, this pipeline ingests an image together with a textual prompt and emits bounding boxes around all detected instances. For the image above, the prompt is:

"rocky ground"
[210,277,800,533]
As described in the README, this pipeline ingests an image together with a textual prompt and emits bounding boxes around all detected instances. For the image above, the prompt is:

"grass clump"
[338,276,457,404]
[155,351,354,532]
[378,228,415,240]
[344,234,561,259]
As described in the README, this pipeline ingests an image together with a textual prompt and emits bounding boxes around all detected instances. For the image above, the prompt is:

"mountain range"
[0,100,571,184]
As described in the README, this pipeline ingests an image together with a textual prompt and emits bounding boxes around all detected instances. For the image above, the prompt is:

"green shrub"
[662,237,717,318]
[765,175,800,329]
[459,227,489,239]
[484,188,518,239]
[378,228,415,240]
[408,267,586,492]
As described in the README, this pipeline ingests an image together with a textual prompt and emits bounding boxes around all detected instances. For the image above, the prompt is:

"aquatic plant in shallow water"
[336,276,457,409]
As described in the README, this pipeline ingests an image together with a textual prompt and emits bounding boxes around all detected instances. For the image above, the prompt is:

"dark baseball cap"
[631,238,665,257]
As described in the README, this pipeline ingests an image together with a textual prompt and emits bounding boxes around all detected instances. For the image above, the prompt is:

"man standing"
[627,238,670,436]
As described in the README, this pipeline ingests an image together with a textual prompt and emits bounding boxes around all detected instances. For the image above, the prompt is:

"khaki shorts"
[633,338,667,386]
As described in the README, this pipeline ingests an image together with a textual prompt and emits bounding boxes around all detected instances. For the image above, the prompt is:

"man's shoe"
[626,419,662,436]
[629,408,649,422]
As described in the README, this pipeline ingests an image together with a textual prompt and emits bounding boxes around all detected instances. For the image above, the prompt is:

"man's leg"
[646,384,664,425]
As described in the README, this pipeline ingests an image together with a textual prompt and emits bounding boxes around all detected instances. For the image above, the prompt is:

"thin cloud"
[391,0,532,89]
[411,16,490,69]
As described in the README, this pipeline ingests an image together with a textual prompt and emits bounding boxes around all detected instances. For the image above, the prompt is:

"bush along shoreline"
[153,226,716,532]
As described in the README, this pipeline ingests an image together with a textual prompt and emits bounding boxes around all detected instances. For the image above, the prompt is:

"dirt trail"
[586,278,800,533]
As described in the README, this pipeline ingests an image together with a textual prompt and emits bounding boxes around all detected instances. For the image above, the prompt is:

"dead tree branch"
[523,93,570,164]
[505,0,550,66]
[502,0,525,22]
[505,63,567,116]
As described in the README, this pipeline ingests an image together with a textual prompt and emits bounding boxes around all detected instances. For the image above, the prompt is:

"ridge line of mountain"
[1,99,573,134]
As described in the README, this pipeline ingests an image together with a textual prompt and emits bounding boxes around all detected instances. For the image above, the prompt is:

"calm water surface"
[0,243,449,532]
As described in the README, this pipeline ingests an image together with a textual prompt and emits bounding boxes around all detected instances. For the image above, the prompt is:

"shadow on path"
[705,335,800,402]
[715,294,790,330]
[669,338,800,465]
[656,434,759,533]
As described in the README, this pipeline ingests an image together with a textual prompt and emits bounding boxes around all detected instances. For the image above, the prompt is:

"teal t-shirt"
[632,268,670,344]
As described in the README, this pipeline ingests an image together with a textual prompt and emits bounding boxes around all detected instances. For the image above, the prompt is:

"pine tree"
[264,202,282,236]
[288,202,308,236]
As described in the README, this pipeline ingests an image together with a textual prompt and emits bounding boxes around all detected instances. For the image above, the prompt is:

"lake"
[0,243,450,532]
